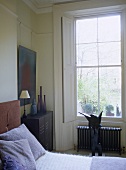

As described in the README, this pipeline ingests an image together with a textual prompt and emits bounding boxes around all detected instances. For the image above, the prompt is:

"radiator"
[77,126,122,154]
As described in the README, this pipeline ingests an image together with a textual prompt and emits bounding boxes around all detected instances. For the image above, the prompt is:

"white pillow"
[0,124,46,160]
[0,139,36,170]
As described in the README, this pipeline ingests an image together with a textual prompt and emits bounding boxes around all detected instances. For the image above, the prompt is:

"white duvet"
[36,151,92,170]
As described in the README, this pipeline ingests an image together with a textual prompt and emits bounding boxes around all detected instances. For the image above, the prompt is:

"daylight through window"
[76,14,122,117]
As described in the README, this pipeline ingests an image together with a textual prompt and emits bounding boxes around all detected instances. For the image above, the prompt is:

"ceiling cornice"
[22,0,86,14]
[22,0,53,14]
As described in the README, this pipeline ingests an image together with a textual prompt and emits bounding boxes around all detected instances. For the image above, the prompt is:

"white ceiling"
[22,0,85,13]
[28,0,79,7]
[32,0,75,4]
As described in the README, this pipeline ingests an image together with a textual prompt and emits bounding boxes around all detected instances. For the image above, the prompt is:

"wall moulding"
[0,4,17,18]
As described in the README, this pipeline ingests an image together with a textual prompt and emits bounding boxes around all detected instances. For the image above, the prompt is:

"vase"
[37,95,40,113]
[43,95,46,113]
[31,99,37,115]
[40,86,44,112]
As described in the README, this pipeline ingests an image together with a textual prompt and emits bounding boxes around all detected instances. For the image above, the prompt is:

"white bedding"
[36,151,92,170]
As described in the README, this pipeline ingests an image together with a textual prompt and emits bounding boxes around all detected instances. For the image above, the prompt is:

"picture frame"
[18,45,36,106]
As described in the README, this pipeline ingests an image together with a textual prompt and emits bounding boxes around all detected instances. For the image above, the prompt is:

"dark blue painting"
[18,45,36,106]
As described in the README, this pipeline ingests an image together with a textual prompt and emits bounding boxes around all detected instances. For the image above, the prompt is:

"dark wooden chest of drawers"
[21,111,53,151]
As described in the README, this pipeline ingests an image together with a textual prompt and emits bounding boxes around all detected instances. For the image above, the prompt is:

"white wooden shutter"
[62,16,75,123]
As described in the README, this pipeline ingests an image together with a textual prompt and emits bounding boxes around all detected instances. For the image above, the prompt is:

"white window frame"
[74,9,125,122]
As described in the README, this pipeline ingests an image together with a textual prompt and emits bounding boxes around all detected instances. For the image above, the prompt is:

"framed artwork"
[18,45,36,106]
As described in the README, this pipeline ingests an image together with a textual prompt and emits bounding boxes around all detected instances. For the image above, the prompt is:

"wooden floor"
[56,149,126,158]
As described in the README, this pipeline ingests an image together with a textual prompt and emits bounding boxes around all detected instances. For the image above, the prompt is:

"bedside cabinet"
[21,111,53,151]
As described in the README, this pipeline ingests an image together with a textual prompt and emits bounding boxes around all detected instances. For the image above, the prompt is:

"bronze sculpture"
[79,111,103,156]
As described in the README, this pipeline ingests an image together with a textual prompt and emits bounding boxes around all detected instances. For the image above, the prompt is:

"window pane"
[76,14,122,118]
[99,42,121,65]
[76,18,97,44]
[77,68,98,115]
[76,43,98,66]
[99,67,121,117]
[98,15,121,42]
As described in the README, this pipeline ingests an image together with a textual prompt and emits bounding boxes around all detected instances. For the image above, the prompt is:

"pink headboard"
[0,100,21,134]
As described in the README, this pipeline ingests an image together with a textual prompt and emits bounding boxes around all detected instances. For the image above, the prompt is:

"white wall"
[17,3,54,114]
[36,13,54,112]
[0,0,38,114]
[0,1,54,117]
[0,4,17,102]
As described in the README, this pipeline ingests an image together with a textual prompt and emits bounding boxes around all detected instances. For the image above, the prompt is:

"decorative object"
[37,86,47,113]
[37,95,40,113]
[20,90,30,118]
[31,99,37,115]
[18,45,36,106]
[116,104,120,116]
[40,86,44,112]
[106,104,114,116]
[79,111,103,156]
[43,95,46,113]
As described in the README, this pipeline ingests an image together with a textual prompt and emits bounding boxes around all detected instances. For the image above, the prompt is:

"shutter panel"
[62,16,75,123]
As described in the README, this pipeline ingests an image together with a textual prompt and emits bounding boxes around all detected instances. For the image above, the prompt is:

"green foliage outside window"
[77,75,121,116]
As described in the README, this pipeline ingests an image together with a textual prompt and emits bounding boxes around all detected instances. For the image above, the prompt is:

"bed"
[0,100,126,170]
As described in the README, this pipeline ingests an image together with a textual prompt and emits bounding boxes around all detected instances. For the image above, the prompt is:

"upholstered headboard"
[0,100,21,134]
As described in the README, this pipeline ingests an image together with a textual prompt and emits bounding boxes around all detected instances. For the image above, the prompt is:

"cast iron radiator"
[77,126,122,154]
